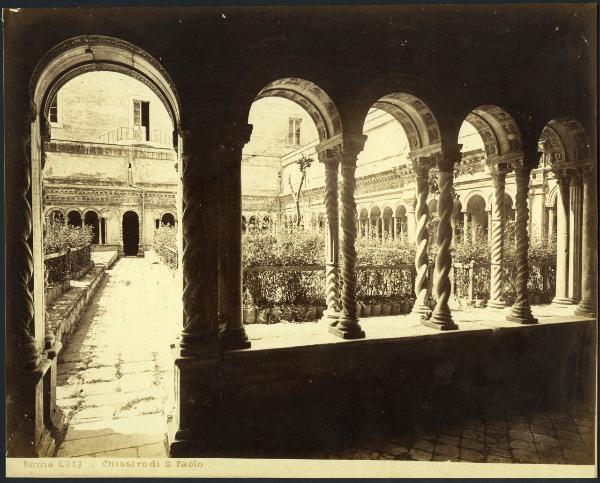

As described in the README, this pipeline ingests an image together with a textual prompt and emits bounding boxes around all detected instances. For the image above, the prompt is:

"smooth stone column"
[406,204,416,241]
[575,165,597,317]
[318,149,341,323]
[506,161,537,324]
[392,215,397,239]
[567,172,583,303]
[411,156,435,316]
[329,134,367,340]
[547,207,555,240]
[220,123,253,350]
[488,164,509,309]
[552,171,571,305]
[424,145,461,331]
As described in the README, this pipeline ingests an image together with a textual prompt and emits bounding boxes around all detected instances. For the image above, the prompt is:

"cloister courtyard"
[4,5,596,477]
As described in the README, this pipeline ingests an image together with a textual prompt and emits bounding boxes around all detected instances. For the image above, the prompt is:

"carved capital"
[508,158,532,179]
[436,143,463,172]
[341,133,368,160]
[410,156,435,178]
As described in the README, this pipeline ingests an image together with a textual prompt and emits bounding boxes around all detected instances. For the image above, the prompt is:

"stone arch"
[547,184,559,208]
[539,119,591,168]
[66,209,83,227]
[45,207,65,223]
[253,78,342,141]
[463,105,523,159]
[84,209,100,244]
[161,211,177,226]
[463,191,489,212]
[355,74,454,148]
[26,35,183,368]
[31,36,181,141]
[369,205,381,218]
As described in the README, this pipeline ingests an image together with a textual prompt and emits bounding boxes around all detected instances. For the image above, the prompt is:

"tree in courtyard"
[287,153,314,227]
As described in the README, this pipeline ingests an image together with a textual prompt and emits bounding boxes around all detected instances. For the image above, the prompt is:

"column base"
[574,302,596,318]
[421,317,459,331]
[552,297,574,306]
[507,304,538,324]
[411,301,431,317]
[320,308,340,325]
[219,329,251,351]
[328,318,365,339]
[487,299,506,309]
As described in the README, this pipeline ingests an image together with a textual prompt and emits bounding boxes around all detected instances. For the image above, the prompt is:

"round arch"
[355,74,453,147]
[84,210,100,244]
[28,35,183,357]
[539,119,591,168]
[462,105,523,160]
[161,211,177,226]
[253,78,342,141]
[66,209,83,227]
[30,36,181,137]
[462,191,489,212]
[45,207,65,222]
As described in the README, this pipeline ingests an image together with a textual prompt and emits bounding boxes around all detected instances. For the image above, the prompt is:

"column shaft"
[330,135,366,339]
[411,157,434,315]
[320,152,341,322]
[552,173,571,304]
[488,166,508,308]
[425,149,459,331]
[576,166,597,317]
[507,162,537,324]
[220,126,252,350]
[179,134,221,357]
[567,174,583,303]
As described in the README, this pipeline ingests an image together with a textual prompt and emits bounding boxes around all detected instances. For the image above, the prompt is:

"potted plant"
[371,296,382,317]
[381,298,392,316]
[391,301,402,315]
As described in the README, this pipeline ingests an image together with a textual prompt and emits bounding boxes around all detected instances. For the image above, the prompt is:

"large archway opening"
[240,77,342,325]
[122,211,140,255]
[19,35,183,458]
[84,210,100,244]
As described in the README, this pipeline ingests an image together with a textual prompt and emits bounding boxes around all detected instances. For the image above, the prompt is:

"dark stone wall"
[179,320,596,457]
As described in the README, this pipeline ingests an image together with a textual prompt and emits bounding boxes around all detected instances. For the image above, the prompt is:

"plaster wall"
[51,71,173,145]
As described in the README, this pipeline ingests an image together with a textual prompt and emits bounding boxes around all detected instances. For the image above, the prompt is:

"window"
[288,117,302,145]
[133,100,150,141]
[49,96,58,123]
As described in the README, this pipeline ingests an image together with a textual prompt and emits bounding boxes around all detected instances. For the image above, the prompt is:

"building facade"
[43,71,178,256]
[242,100,558,242]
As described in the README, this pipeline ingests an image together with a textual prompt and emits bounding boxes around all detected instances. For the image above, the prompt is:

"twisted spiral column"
[488,166,508,308]
[411,159,433,316]
[330,136,366,340]
[426,166,459,330]
[507,163,537,324]
[320,152,341,322]
[179,134,220,357]
[576,166,597,317]
[220,124,253,350]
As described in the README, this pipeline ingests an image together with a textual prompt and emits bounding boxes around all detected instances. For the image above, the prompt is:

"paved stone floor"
[301,403,596,464]
[55,253,181,457]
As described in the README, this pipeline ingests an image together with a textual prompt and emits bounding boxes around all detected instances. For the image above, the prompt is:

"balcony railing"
[97,127,172,147]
